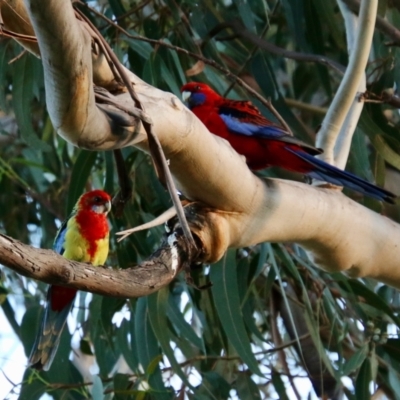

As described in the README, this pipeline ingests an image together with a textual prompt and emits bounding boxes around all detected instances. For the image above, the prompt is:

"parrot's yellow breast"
[63,217,109,266]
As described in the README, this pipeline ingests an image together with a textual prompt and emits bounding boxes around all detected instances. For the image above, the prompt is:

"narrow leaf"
[134,297,170,399]
[358,110,400,170]
[148,288,195,389]
[167,294,205,353]
[355,357,371,399]
[12,54,50,151]
[126,35,153,59]
[210,250,262,376]
[67,150,98,214]
[342,345,369,376]
[338,280,400,326]
[388,365,400,400]
[235,373,262,399]
[117,318,139,372]
[163,39,186,86]
[271,369,290,400]
[91,375,104,400]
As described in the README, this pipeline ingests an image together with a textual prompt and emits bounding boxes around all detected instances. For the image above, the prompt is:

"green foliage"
[1,0,400,398]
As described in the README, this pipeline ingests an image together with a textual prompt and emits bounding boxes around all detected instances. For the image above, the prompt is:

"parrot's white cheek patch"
[92,205,103,214]
[92,204,110,214]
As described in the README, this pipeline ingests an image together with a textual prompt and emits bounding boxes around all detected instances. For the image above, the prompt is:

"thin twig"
[221,24,294,134]
[223,21,270,97]
[0,25,37,41]
[284,98,328,115]
[94,90,151,122]
[30,332,312,392]
[207,21,346,75]
[270,291,302,400]
[112,149,133,218]
[74,1,291,134]
[7,49,27,64]
[111,0,152,23]
[74,6,196,251]
[342,0,400,46]
[362,90,400,109]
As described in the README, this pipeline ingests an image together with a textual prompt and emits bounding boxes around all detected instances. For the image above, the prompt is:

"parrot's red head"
[77,190,112,215]
[181,82,221,109]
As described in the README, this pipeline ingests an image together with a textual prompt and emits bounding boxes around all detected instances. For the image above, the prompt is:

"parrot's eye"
[195,85,201,91]
[93,196,102,203]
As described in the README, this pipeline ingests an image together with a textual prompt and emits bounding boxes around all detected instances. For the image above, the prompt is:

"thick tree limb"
[20,0,137,148]
[1,0,400,292]
[0,232,187,297]
[316,0,377,164]
[184,189,400,290]
[333,0,366,170]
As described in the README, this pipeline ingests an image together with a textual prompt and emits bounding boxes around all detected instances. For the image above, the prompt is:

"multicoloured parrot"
[181,82,396,204]
[29,190,111,371]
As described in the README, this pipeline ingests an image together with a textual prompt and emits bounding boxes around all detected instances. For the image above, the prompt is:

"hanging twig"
[207,20,345,74]
[73,1,292,135]
[73,6,197,252]
[111,149,133,218]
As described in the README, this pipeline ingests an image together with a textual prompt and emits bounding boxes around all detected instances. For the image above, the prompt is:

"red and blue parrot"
[29,190,111,371]
[181,82,396,204]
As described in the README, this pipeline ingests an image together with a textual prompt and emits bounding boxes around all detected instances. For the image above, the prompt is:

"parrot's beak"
[92,200,111,215]
[181,91,191,103]
[104,200,111,215]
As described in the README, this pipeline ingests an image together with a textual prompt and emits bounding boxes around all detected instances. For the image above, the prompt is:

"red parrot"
[181,82,396,203]
[29,190,111,371]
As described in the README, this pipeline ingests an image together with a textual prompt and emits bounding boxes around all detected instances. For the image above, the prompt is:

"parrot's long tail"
[288,149,397,204]
[29,286,77,371]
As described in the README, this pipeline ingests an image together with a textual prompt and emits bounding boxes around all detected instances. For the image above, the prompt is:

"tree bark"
[0,232,186,297]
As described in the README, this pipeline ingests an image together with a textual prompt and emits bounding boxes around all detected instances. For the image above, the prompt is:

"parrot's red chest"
[75,210,109,259]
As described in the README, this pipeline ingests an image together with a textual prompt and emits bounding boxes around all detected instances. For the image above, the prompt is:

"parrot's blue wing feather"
[53,209,76,255]
[219,111,322,154]
[287,148,396,203]
[53,221,67,255]
[219,113,287,137]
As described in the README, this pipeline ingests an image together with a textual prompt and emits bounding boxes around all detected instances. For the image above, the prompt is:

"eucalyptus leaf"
[148,288,195,389]
[210,250,262,376]
[67,150,99,214]
[12,54,50,152]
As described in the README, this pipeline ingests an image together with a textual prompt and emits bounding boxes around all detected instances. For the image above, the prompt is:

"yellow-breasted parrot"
[29,190,111,371]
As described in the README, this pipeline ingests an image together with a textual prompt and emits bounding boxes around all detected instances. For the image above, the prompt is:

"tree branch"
[21,0,138,149]
[316,0,378,165]
[207,21,346,74]
[342,0,400,46]
[0,0,38,54]
[331,0,366,170]
[0,231,189,297]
